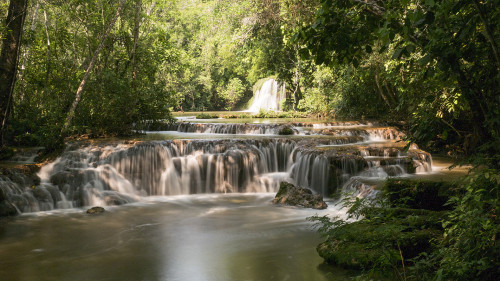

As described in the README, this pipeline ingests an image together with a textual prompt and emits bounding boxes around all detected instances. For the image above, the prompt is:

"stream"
[0,114,465,280]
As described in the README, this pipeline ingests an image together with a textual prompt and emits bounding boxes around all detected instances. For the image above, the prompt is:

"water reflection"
[0,194,354,281]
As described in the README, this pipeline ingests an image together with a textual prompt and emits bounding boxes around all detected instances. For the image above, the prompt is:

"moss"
[86,206,105,214]
[384,178,456,211]
[253,110,308,119]
[275,181,292,198]
[278,126,294,135]
[316,208,445,270]
[318,239,400,270]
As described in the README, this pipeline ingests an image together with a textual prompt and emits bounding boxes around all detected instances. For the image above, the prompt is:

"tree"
[61,0,126,137]
[221,78,245,110]
[299,0,500,154]
[0,0,28,147]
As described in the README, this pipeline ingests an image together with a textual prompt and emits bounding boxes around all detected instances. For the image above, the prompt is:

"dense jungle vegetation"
[1,0,499,280]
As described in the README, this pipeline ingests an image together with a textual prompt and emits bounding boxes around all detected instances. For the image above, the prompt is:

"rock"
[272,182,327,209]
[0,201,17,216]
[277,125,295,135]
[86,206,105,214]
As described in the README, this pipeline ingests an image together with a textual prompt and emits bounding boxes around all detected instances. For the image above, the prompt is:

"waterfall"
[247,78,285,112]
[0,136,434,213]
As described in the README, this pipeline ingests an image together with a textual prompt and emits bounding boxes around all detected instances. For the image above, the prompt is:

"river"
[0,114,466,280]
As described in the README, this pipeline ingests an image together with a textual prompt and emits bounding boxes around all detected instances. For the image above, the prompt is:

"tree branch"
[61,0,126,136]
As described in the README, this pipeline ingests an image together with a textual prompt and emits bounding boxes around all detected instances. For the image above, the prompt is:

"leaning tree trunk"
[0,0,28,147]
[61,0,125,137]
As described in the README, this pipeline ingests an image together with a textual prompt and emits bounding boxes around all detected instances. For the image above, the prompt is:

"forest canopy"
[0,0,498,157]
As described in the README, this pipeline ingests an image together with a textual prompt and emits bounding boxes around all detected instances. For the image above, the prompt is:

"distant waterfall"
[247,79,285,112]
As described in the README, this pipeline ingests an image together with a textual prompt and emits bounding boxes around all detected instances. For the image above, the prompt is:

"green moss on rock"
[316,208,444,270]
[384,178,456,211]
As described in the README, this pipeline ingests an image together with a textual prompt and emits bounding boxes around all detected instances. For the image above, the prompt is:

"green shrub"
[196,113,219,119]
[384,179,455,211]
[311,207,444,271]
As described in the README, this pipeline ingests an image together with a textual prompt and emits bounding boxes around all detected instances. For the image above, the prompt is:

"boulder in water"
[272,182,327,209]
[86,206,105,214]
[278,125,295,135]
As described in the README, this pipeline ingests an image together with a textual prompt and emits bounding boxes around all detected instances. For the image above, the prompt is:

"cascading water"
[0,120,434,214]
[0,118,445,280]
[247,78,285,112]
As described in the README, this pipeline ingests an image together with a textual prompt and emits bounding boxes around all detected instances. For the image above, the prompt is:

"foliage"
[298,64,335,115]
[196,113,219,119]
[310,171,500,280]
[220,78,246,110]
[308,185,447,278]
[2,0,177,148]
[433,167,500,280]
[253,109,307,118]
[384,178,454,211]
[298,0,500,155]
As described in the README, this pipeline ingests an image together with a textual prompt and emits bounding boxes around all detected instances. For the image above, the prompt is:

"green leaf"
[418,54,432,66]
[379,45,387,54]
[406,44,416,54]
[365,45,372,53]
[392,48,404,60]
[426,0,435,8]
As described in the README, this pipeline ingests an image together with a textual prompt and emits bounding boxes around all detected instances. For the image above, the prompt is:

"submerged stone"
[86,206,105,214]
[272,182,327,209]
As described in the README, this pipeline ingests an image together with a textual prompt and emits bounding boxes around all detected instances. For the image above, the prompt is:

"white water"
[247,79,285,112]
[1,125,434,213]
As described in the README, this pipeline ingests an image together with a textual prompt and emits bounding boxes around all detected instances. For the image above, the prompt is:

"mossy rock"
[273,182,327,209]
[316,208,444,270]
[384,178,456,211]
[86,206,105,214]
[278,125,295,135]
[317,239,399,270]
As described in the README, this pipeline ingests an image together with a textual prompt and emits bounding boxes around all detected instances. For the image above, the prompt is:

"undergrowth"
[309,175,499,280]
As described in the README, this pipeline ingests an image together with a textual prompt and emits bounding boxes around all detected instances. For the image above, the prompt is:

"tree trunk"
[61,0,126,137]
[375,71,391,107]
[17,0,39,104]
[472,0,500,71]
[20,0,39,78]
[132,0,141,85]
[0,0,28,147]
[43,8,51,82]
[292,46,302,111]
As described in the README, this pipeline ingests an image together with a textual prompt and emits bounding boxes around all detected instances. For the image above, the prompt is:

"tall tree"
[61,0,125,136]
[0,0,28,147]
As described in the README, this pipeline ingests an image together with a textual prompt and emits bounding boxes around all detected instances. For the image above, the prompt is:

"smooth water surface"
[0,194,353,281]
